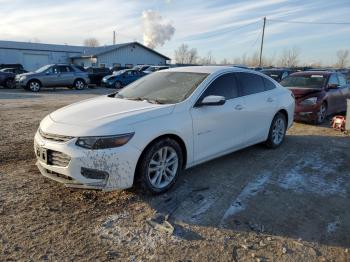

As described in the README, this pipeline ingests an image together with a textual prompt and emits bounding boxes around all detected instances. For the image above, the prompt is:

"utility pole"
[259,17,266,67]
[113,31,116,45]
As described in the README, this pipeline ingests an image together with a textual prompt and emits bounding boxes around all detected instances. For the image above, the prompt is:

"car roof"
[290,71,333,76]
[165,66,253,74]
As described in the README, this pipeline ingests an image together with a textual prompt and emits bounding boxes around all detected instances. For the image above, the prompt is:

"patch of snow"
[220,173,271,225]
[278,154,346,197]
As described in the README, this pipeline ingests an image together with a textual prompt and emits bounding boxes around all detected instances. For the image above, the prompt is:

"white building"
[0,40,170,71]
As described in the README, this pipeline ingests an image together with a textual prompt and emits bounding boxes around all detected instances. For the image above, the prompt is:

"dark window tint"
[237,72,265,95]
[201,73,238,100]
[338,74,347,86]
[263,77,276,91]
[58,66,73,73]
[328,74,339,86]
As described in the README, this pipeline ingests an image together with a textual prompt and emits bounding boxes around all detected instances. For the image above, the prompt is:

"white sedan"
[34,66,294,194]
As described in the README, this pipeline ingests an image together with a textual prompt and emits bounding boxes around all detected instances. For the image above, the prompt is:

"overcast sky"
[0,0,349,65]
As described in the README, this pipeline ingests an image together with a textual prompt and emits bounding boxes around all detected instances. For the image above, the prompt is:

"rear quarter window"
[237,72,265,96]
[262,77,276,91]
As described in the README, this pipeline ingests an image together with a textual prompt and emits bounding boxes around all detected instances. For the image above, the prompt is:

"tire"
[74,79,86,90]
[315,102,327,125]
[5,78,15,89]
[137,138,183,194]
[114,81,122,89]
[265,112,287,148]
[27,80,41,92]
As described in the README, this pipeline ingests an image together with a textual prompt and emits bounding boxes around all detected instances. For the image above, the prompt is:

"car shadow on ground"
[143,134,350,248]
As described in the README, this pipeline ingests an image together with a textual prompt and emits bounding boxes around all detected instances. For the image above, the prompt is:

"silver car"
[15,64,90,92]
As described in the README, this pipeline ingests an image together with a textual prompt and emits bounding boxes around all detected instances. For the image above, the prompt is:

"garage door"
[23,53,49,71]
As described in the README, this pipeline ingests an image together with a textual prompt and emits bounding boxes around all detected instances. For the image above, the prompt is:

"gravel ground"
[0,87,349,262]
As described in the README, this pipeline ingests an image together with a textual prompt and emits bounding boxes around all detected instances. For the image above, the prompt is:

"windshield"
[280,75,326,88]
[35,65,52,73]
[116,71,208,104]
[113,70,126,75]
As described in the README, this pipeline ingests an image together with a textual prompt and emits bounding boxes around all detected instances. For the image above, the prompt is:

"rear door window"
[200,73,238,100]
[337,74,347,87]
[236,72,265,96]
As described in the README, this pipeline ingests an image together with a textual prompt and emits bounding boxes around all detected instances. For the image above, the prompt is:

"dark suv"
[261,68,296,82]
[280,71,350,124]
[15,64,90,92]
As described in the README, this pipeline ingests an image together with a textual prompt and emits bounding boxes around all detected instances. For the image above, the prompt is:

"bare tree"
[336,49,349,68]
[188,48,198,64]
[174,44,189,64]
[83,38,100,47]
[277,47,300,67]
[219,58,230,65]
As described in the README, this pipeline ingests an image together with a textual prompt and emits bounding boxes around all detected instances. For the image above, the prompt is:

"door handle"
[235,104,243,110]
[267,97,274,102]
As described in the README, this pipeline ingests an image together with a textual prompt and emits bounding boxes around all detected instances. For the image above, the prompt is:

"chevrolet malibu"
[35,66,294,194]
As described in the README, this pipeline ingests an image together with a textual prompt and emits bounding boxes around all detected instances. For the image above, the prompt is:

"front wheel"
[315,102,327,125]
[265,112,287,148]
[114,81,122,89]
[74,79,86,90]
[137,138,183,194]
[27,80,41,92]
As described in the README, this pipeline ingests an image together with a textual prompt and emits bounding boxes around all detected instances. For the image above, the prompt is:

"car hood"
[103,75,116,80]
[16,72,37,78]
[287,87,322,98]
[43,95,175,136]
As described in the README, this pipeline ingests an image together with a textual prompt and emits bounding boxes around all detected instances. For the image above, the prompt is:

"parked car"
[0,71,15,88]
[15,64,90,92]
[133,65,151,72]
[34,66,294,193]
[0,63,24,71]
[0,68,28,74]
[143,66,170,74]
[280,71,350,124]
[85,67,112,85]
[261,68,296,82]
[101,69,144,89]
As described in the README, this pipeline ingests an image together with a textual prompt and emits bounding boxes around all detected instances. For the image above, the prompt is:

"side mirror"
[327,84,339,89]
[197,95,226,107]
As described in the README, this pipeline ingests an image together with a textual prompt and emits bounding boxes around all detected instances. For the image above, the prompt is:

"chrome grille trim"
[48,150,71,167]
[39,129,74,143]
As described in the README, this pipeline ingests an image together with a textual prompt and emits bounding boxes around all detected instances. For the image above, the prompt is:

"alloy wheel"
[317,103,327,123]
[147,146,179,189]
[272,117,285,145]
[29,81,40,92]
[75,80,85,89]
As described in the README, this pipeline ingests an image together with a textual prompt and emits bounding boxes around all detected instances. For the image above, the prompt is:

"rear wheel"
[74,79,85,90]
[137,138,183,194]
[265,112,287,148]
[315,102,327,125]
[5,78,15,88]
[27,80,41,92]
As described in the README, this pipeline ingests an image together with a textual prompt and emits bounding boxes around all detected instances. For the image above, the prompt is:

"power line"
[268,18,350,25]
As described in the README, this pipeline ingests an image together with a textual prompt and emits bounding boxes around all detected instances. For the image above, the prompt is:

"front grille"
[48,150,71,167]
[45,169,74,182]
[39,129,74,143]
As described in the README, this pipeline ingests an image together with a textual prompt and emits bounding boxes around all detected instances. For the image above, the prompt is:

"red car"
[280,71,350,124]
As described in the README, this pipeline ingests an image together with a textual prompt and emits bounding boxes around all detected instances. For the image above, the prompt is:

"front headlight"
[76,133,134,149]
[300,97,318,106]
[19,76,27,81]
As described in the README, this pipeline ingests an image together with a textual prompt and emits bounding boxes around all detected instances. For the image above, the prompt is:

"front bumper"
[15,79,27,88]
[34,131,141,191]
[101,80,115,88]
[294,103,320,122]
